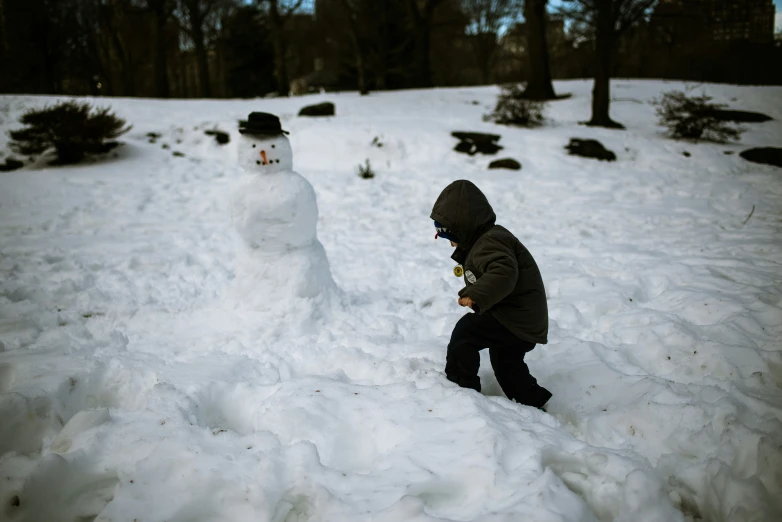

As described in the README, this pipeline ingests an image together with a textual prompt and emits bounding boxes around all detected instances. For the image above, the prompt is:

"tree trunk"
[587,0,622,128]
[372,0,389,90]
[340,0,369,95]
[191,18,211,97]
[269,0,289,96]
[355,50,369,95]
[374,62,387,90]
[151,0,170,98]
[87,24,113,95]
[417,21,432,87]
[101,2,134,96]
[476,32,495,85]
[522,0,556,100]
[420,0,438,88]
[41,4,59,93]
[111,34,134,95]
[408,0,437,88]
[273,36,289,96]
[0,0,7,60]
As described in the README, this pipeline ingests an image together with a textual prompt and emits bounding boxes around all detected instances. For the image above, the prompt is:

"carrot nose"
[260,150,268,165]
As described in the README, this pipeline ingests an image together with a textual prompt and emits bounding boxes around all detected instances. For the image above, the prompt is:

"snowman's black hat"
[238,112,289,136]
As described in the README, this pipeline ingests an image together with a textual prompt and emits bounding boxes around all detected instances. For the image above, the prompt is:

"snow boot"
[531,386,552,411]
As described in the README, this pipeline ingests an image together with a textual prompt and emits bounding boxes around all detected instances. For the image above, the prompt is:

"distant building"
[653,0,775,43]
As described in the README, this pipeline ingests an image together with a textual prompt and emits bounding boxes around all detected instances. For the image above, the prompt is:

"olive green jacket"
[431,180,548,344]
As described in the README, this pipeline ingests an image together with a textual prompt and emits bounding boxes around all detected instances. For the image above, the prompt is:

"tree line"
[1,1,779,129]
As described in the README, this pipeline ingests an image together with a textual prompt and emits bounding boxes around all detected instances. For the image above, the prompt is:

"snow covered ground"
[1,80,780,522]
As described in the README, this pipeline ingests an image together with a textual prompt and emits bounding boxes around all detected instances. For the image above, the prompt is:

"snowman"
[230,112,335,306]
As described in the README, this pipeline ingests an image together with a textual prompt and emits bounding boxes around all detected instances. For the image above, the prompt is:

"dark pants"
[445,312,551,408]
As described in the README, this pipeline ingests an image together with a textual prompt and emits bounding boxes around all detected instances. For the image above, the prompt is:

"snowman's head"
[237,112,293,174]
[238,133,293,174]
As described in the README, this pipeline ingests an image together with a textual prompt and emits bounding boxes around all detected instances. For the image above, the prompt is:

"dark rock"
[298,102,335,117]
[452,131,501,143]
[454,141,475,155]
[565,138,616,162]
[0,158,24,172]
[205,129,230,145]
[489,158,521,170]
[740,147,782,168]
[451,131,503,156]
[683,151,691,157]
[697,109,772,123]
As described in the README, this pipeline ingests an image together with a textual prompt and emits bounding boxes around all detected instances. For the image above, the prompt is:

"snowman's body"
[231,121,334,304]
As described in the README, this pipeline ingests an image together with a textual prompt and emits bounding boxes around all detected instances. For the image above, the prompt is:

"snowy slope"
[1,80,781,522]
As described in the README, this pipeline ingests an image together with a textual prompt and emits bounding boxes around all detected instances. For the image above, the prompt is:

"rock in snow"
[488,158,521,170]
[298,102,336,117]
[451,131,503,156]
[204,129,230,145]
[565,138,617,161]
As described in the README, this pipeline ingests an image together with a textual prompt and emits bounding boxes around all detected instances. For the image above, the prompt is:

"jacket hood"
[430,180,496,251]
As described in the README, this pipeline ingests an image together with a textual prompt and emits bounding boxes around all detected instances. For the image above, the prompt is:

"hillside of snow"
[1,80,781,522]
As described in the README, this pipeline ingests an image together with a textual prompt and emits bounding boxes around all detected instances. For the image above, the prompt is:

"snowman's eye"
[272,145,276,148]
[276,160,280,163]
[252,144,256,148]
[256,161,260,165]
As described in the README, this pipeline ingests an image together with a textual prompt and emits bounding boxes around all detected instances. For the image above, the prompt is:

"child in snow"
[431,180,552,409]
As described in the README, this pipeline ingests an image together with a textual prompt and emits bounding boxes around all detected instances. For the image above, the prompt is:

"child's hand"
[458,296,474,309]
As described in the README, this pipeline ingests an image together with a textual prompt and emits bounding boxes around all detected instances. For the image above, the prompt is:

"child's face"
[450,241,458,247]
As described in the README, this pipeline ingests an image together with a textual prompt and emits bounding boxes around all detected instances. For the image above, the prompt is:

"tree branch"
[283,0,304,19]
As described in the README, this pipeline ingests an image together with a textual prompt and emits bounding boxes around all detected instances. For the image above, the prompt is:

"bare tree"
[406,0,446,88]
[522,0,557,99]
[179,0,217,97]
[365,0,399,91]
[317,0,409,92]
[560,0,657,128]
[337,0,370,95]
[98,0,136,96]
[360,0,409,91]
[462,0,516,85]
[0,0,7,60]
[145,0,175,98]
[259,0,304,96]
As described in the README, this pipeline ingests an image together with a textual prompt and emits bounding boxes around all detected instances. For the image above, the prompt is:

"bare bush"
[8,102,131,165]
[484,84,545,128]
[357,159,375,179]
[653,91,744,143]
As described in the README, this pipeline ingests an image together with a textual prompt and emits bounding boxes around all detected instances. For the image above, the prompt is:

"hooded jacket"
[431,180,548,344]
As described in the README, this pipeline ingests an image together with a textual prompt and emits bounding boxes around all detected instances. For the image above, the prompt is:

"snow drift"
[0,80,780,522]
